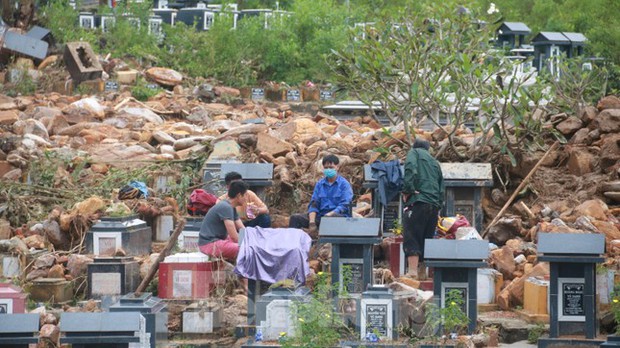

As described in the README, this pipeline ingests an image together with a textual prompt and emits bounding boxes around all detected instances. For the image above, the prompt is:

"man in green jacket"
[402,139,444,279]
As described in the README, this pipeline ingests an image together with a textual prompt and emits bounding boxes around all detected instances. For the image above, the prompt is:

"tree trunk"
[1,0,13,25]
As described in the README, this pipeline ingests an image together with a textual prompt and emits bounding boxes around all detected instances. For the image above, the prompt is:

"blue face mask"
[324,168,337,179]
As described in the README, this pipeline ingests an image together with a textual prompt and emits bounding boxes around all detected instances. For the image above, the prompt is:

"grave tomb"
[63,41,103,85]
[60,312,147,348]
[0,283,27,314]
[0,313,40,347]
[158,252,224,299]
[178,216,202,252]
[255,287,311,340]
[602,336,620,347]
[0,253,20,278]
[153,214,174,242]
[359,286,398,341]
[319,217,381,297]
[424,239,489,334]
[87,257,140,301]
[152,8,177,26]
[29,278,74,303]
[0,23,49,61]
[177,4,212,31]
[110,292,167,348]
[85,215,151,256]
[239,9,273,29]
[97,14,115,32]
[148,15,164,36]
[182,302,222,334]
[78,12,95,29]
[219,163,274,201]
[537,233,605,348]
[202,159,240,195]
[251,87,265,101]
[286,89,301,102]
[362,162,492,234]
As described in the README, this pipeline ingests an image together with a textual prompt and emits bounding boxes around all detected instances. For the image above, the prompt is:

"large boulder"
[146,67,183,87]
[567,147,598,175]
[593,109,620,133]
[274,118,323,144]
[497,262,549,310]
[66,254,93,278]
[573,199,609,221]
[597,95,620,111]
[0,95,17,110]
[256,132,293,157]
[0,110,18,125]
[13,119,49,139]
[599,134,620,172]
[487,217,522,246]
[556,116,583,136]
[581,105,598,124]
[570,128,590,145]
[490,246,516,280]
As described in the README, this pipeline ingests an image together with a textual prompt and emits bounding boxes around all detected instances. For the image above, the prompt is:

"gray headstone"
[424,239,488,260]
[538,233,605,255]
[0,313,39,333]
[220,163,273,181]
[319,217,381,237]
[60,312,142,332]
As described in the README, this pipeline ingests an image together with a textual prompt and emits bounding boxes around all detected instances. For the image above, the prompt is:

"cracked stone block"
[63,42,102,83]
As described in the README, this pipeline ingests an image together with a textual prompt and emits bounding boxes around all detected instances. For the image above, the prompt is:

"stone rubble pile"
[0,62,619,343]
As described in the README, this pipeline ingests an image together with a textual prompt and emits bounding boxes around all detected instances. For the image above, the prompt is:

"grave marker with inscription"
[359,286,396,340]
[286,89,301,101]
[251,88,265,101]
[105,80,119,92]
[320,90,334,101]
[424,239,488,335]
[537,233,605,346]
[319,217,381,297]
[87,257,140,301]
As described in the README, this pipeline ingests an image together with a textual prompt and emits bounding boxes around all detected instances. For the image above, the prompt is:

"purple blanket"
[234,227,311,285]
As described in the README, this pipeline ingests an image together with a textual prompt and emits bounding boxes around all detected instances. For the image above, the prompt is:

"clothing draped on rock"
[234,226,311,285]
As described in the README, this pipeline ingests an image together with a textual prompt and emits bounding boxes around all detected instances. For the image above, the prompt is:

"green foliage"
[527,323,546,344]
[131,78,162,101]
[611,285,620,335]
[425,289,470,342]
[40,0,99,47]
[541,55,609,113]
[40,0,619,89]
[11,70,37,96]
[283,270,352,348]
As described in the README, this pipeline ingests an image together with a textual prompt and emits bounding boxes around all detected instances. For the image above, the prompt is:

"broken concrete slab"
[63,42,103,83]
[1,28,49,60]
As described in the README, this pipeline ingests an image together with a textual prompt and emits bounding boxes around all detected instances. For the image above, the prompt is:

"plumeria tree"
[330,1,554,163]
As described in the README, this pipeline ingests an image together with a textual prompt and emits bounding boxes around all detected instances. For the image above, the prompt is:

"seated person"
[199,181,248,261]
[217,171,271,228]
[289,154,353,235]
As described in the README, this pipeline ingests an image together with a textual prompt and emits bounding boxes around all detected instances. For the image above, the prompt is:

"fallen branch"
[113,97,177,115]
[481,141,559,238]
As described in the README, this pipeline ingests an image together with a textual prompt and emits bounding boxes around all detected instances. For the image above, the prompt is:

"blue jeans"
[245,214,271,228]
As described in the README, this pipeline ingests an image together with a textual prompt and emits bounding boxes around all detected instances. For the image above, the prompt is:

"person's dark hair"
[228,180,248,198]
[413,139,430,150]
[224,171,243,185]
[322,154,340,166]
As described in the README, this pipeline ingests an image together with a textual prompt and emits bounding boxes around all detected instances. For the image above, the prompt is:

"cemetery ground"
[0,55,620,346]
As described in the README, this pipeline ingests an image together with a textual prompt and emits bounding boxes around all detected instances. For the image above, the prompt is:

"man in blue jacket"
[289,154,354,237]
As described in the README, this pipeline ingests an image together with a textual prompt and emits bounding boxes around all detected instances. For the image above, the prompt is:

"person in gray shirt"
[199,181,248,261]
